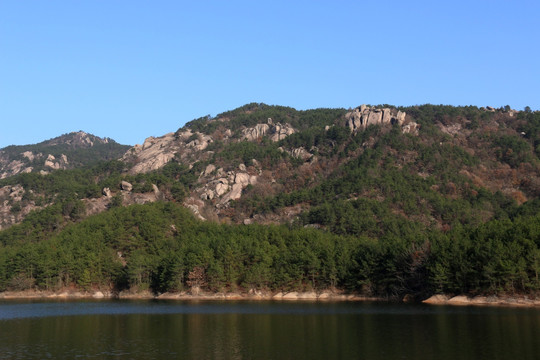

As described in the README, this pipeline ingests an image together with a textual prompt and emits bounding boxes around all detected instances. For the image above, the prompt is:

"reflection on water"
[0,300,539,359]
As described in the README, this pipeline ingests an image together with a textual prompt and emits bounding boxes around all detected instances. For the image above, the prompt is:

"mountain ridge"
[0,131,130,179]
[2,103,540,299]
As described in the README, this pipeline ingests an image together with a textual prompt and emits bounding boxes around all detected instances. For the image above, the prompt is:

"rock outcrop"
[44,154,68,170]
[123,129,216,175]
[242,124,270,141]
[289,147,312,161]
[0,184,43,230]
[0,131,127,180]
[121,181,133,192]
[125,133,179,174]
[243,121,296,142]
[269,123,296,141]
[345,105,406,132]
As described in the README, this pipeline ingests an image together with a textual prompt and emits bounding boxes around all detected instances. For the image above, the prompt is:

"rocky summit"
[0,131,129,179]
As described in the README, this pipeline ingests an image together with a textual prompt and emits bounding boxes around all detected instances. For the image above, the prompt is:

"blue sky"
[1,1,539,148]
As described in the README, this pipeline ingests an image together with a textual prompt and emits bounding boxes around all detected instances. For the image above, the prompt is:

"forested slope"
[1,104,540,299]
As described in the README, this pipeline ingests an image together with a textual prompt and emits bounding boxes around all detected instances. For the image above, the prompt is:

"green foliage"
[215,140,288,166]
[493,134,533,167]
[0,200,538,297]
[2,103,540,299]
[0,133,130,171]
[181,103,346,136]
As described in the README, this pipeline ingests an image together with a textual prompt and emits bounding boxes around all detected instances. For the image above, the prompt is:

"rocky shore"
[422,294,540,307]
[2,290,540,307]
[0,289,382,302]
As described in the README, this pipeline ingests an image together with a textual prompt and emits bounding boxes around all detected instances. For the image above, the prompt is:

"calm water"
[0,300,539,359]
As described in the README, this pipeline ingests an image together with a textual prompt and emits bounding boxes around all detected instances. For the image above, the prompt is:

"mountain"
[0,131,130,179]
[0,131,130,229]
[1,103,540,299]
[120,103,539,231]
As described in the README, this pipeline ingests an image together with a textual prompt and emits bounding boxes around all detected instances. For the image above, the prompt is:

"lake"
[0,299,539,359]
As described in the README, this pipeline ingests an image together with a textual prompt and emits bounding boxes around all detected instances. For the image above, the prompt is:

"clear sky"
[1,0,539,148]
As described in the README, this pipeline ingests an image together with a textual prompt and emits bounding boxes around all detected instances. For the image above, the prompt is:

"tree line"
[1,202,539,298]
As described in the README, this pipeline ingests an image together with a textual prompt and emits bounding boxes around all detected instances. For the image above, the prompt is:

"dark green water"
[0,300,539,359]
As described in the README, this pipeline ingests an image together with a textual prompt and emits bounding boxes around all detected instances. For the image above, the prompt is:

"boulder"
[102,187,112,197]
[220,183,243,204]
[447,295,471,305]
[201,189,214,200]
[185,203,206,220]
[290,147,312,161]
[21,151,34,161]
[121,181,133,192]
[270,123,296,141]
[402,121,420,134]
[215,181,229,196]
[422,294,450,304]
[203,164,216,177]
[235,173,250,187]
[44,154,60,169]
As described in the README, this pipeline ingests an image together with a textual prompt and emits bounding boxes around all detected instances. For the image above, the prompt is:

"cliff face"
[345,105,418,134]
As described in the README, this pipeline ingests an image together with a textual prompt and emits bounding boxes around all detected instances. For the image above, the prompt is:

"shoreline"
[1,290,540,307]
[0,289,383,302]
[422,294,540,307]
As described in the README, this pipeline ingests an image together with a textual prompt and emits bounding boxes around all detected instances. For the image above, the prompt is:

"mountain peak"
[43,131,111,148]
[0,131,130,180]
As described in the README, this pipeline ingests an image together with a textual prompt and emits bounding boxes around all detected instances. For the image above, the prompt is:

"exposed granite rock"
[125,133,179,174]
[202,164,216,177]
[235,173,250,187]
[269,123,296,141]
[186,134,212,151]
[217,172,257,206]
[0,160,25,179]
[402,121,420,135]
[121,181,133,192]
[0,185,43,230]
[215,179,229,196]
[124,130,214,175]
[345,105,406,132]
[243,122,296,142]
[220,183,244,204]
[44,154,68,170]
[102,187,112,197]
[242,124,270,141]
[21,151,35,161]
[185,200,206,220]
[289,147,312,161]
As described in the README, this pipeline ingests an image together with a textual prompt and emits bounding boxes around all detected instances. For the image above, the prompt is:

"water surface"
[0,300,539,359]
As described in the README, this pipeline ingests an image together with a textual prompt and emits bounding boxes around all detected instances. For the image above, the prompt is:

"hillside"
[0,131,130,179]
[0,131,130,229]
[1,103,540,299]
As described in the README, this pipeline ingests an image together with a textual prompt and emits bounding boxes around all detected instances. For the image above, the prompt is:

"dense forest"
[1,202,539,299]
[1,104,540,300]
